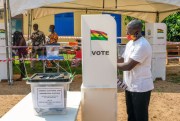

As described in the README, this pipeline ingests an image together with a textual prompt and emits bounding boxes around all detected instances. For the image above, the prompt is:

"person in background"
[117,20,154,121]
[46,25,59,67]
[13,31,28,81]
[76,39,81,47]
[71,46,82,67]
[47,25,58,44]
[30,23,45,70]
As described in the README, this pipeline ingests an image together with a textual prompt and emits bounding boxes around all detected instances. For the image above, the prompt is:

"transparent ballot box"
[46,43,60,57]
[27,73,72,115]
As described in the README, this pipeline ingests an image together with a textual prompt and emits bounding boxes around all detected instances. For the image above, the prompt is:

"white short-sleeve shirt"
[122,37,154,92]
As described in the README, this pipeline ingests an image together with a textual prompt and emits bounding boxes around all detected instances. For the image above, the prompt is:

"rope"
[13,61,26,77]
[0,58,64,62]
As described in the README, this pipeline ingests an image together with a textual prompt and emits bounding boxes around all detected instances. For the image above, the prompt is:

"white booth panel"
[82,15,117,88]
[0,53,7,80]
[81,86,117,121]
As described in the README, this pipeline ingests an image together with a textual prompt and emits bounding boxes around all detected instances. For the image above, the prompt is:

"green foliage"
[13,54,82,76]
[162,12,180,42]
[125,12,180,42]
[124,16,145,31]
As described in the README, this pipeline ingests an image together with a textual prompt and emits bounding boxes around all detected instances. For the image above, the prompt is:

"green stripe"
[90,33,108,41]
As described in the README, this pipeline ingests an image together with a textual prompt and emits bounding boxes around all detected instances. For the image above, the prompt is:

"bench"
[166,42,180,64]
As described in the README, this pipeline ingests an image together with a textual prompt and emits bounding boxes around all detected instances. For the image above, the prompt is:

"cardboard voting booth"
[145,23,167,81]
[81,15,117,121]
[82,15,117,88]
[0,23,8,80]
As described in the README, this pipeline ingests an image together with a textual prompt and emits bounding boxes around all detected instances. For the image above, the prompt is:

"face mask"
[126,34,136,41]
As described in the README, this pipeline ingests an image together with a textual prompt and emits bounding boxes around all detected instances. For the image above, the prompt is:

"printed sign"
[157,28,164,33]
[147,29,151,35]
[34,87,64,108]
[157,37,164,39]
[0,23,6,53]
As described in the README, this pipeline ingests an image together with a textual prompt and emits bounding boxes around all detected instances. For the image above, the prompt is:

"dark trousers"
[19,60,25,78]
[125,90,151,121]
[18,53,26,78]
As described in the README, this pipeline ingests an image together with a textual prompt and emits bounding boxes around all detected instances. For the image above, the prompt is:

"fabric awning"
[8,0,180,22]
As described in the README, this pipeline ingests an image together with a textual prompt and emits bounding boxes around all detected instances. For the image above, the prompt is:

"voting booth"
[0,23,8,81]
[145,23,167,81]
[81,15,117,121]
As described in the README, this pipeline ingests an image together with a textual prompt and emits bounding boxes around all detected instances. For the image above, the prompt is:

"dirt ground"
[0,60,180,121]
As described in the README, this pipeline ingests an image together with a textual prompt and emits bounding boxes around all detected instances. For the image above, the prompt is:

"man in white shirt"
[117,20,154,121]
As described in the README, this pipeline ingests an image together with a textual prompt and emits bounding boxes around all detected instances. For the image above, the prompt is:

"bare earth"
[0,61,180,121]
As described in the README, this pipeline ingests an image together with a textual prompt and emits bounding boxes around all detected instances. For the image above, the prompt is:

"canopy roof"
[8,0,180,22]
[0,0,3,11]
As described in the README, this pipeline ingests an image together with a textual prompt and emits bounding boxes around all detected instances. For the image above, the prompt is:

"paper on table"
[34,87,64,108]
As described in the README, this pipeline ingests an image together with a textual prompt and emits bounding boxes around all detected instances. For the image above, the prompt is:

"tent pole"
[160,8,180,13]
[156,12,159,22]
[3,0,10,84]
[115,0,117,8]
[85,8,88,14]
[30,9,33,36]
[41,6,156,13]
[28,9,33,40]
[7,0,13,85]
[103,0,105,8]
[28,11,30,39]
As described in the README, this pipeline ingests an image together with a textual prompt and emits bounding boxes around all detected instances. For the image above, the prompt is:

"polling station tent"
[0,0,3,10]
[1,0,180,84]
[9,0,180,23]
[1,0,73,84]
[7,0,180,40]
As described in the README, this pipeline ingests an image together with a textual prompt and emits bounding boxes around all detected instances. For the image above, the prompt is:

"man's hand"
[117,58,139,71]
[117,57,124,63]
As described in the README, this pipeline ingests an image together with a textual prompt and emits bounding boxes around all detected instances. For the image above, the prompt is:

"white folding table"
[1,91,81,121]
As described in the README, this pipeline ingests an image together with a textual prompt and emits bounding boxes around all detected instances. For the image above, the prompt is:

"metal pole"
[7,0,13,85]
[85,8,88,14]
[27,10,30,39]
[115,0,117,8]
[41,6,156,13]
[103,0,105,8]
[156,12,159,23]
[30,9,33,36]
[3,0,10,83]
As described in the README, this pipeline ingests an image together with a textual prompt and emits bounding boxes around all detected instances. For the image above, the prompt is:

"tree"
[162,12,180,42]
[125,12,180,42]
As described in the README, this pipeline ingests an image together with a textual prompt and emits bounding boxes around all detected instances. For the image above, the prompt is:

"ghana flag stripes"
[0,29,5,33]
[90,30,108,41]
[157,29,164,33]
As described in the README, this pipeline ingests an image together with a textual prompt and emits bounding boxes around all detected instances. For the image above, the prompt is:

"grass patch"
[169,76,180,83]
[13,60,82,75]
[13,54,82,76]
